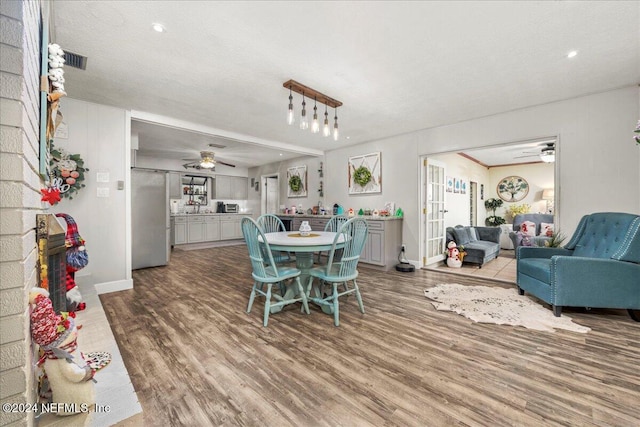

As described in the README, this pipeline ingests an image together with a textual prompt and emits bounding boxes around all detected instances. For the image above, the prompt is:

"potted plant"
[506,203,531,222]
[544,231,566,248]
[484,198,505,226]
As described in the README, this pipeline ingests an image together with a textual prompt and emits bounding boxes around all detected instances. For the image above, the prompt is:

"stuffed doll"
[446,241,462,268]
[30,288,95,415]
[55,213,88,312]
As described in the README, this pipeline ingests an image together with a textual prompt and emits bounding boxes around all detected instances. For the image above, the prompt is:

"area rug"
[424,284,590,333]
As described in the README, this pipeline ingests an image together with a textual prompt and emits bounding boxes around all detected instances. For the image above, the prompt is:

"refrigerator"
[132,169,170,269]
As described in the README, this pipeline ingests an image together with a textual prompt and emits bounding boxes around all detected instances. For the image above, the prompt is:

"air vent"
[208,143,227,149]
[63,51,87,70]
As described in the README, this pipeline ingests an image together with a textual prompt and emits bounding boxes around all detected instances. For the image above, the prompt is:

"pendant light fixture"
[287,85,295,125]
[283,79,342,140]
[311,98,320,133]
[299,92,309,130]
[323,104,330,137]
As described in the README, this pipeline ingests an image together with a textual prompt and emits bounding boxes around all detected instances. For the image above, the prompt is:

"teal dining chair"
[257,214,293,264]
[308,217,368,326]
[316,215,349,263]
[241,217,310,326]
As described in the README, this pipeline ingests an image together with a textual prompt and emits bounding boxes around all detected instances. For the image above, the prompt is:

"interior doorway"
[470,181,478,226]
[261,174,279,215]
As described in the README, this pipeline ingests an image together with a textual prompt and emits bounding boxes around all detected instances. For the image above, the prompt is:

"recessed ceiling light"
[152,23,165,33]
[346,136,350,139]
[279,153,283,156]
[567,50,578,58]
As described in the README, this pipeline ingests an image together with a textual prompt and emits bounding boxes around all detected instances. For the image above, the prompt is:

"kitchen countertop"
[277,213,403,221]
[171,212,249,217]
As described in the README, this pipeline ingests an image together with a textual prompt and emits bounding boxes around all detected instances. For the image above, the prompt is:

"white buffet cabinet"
[171,214,243,245]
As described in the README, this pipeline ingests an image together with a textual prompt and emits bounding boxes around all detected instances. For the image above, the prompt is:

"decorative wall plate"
[497,176,529,202]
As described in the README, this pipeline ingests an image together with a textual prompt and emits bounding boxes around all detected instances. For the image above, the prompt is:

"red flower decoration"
[41,187,61,205]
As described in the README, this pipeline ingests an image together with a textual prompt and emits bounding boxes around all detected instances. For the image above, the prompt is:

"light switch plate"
[97,187,109,197]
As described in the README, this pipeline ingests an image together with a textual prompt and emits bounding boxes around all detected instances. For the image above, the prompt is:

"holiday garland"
[353,166,372,187]
[49,142,89,201]
[289,175,302,192]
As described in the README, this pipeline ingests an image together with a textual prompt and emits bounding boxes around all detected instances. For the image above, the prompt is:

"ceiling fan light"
[540,151,555,163]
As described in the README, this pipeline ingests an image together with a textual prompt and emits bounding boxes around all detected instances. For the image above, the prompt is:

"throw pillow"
[539,222,554,237]
[452,227,471,245]
[520,220,536,237]
[468,227,479,242]
[517,231,534,247]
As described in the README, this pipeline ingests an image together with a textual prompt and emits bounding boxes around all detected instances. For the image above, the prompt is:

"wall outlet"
[401,244,406,252]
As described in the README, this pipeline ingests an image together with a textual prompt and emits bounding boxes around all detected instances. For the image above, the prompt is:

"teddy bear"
[30,288,95,415]
[446,241,463,268]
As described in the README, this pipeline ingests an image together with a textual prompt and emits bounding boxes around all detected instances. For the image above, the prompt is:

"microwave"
[225,204,239,213]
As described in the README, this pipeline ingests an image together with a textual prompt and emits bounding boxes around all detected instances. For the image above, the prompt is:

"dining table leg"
[269,252,316,314]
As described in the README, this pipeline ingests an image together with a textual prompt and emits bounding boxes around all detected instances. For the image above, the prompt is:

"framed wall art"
[453,178,460,194]
[287,165,307,198]
[348,152,381,194]
[497,175,529,202]
[446,176,453,193]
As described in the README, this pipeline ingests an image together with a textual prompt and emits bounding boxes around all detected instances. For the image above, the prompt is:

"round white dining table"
[259,231,345,314]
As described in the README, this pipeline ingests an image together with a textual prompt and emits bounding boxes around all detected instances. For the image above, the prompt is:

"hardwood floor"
[100,245,640,426]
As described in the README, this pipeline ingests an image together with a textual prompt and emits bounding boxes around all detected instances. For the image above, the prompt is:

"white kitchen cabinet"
[220,215,242,239]
[232,177,248,200]
[169,172,182,199]
[187,217,205,243]
[204,216,220,241]
[215,175,248,200]
[174,217,187,245]
[214,175,231,199]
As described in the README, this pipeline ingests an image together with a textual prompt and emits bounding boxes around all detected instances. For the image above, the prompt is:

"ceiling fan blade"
[217,160,236,168]
[513,154,538,159]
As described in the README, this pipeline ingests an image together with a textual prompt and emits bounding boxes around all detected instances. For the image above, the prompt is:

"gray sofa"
[446,226,501,267]
[509,214,554,248]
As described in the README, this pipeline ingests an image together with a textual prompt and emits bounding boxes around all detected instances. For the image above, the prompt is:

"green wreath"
[289,175,302,192]
[353,166,372,187]
[49,142,89,201]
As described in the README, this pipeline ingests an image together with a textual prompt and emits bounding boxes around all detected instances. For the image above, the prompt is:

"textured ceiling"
[51,1,639,166]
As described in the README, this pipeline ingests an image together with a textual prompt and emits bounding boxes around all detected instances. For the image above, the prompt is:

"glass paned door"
[425,159,446,265]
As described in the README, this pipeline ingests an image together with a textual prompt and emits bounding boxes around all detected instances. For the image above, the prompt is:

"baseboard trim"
[94,278,133,295]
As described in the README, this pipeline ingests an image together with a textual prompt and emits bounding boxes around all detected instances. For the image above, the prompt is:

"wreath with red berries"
[49,142,89,201]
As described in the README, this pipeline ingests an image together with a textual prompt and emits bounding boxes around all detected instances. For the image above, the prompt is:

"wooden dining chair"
[316,215,349,263]
[308,217,368,326]
[241,217,309,327]
[256,214,293,264]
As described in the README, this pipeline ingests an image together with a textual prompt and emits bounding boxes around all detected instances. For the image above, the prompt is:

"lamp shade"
[542,189,554,200]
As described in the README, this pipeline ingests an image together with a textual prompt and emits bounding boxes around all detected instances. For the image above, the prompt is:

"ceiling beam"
[283,79,343,109]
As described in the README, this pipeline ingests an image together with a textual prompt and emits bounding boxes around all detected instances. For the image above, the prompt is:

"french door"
[423,158,447,265]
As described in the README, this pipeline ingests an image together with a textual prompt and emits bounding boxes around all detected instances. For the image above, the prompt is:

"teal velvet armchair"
[516,212,640,321]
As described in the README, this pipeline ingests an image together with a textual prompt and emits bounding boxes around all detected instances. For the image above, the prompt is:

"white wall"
[49,98,131,291]
[488,163,554,222]
[416,87,639,237]
[325,86,640,264]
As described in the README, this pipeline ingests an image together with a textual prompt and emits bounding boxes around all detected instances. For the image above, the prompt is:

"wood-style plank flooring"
[100,245,640,426]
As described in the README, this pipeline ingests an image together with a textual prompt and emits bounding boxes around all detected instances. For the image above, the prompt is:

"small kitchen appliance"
[225,204,239,213]
[216,202,226,213]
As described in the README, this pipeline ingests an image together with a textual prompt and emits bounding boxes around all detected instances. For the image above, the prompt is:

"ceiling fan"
[514,142,556,163]
[182,150,236,170]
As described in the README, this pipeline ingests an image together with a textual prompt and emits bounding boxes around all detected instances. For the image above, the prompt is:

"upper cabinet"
[214,176,248,200]
[168,172,182,199]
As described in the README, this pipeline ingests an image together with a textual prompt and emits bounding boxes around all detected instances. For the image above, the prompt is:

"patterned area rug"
[424,284,590,333]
